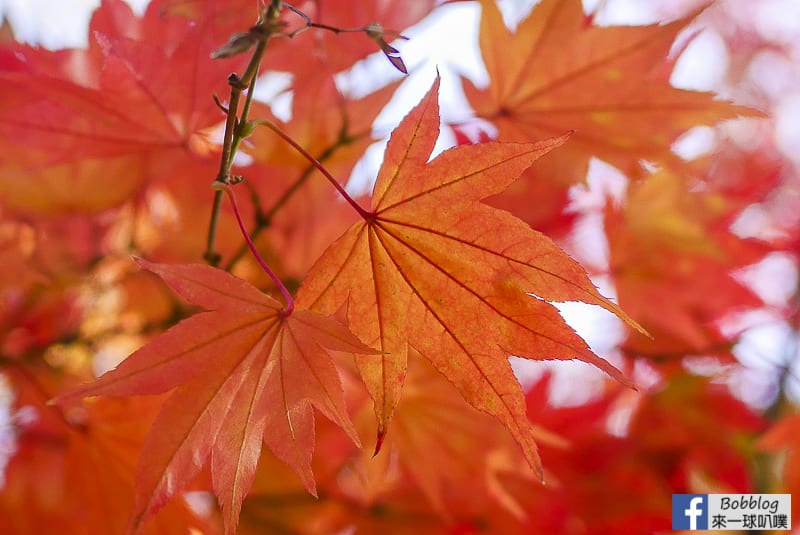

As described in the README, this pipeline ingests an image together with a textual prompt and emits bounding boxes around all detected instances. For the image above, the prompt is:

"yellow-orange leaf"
[297,78,641,477]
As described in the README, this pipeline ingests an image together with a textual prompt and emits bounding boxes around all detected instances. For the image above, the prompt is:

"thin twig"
[204,2,282,265]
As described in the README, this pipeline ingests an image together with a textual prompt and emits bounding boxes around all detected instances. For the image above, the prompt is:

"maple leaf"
[0,0,241,213]
[462,0,754,184]
[606,166,768,358]
[54,259,375,535]
[297,78,643,477]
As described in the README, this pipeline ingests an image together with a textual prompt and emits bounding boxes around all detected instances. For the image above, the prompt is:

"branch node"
[204,250,222,266]
[228,74,247,90]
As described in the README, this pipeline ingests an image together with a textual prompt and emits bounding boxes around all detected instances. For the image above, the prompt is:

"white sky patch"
[730,364,783,409]
[731,204,784,242]
[671,27,729,92]
[735,318,796,371]
[568,210,611,269]
[0,0,99,48]
[510,356,610,407]
[672,125,717,160]
[252,71,294,122]
[747,49,797,101]
[0,0,148,47]
[774,93,800,163]
[733,252,799,308]
[556,299,626,357]
[731,317,799,408]
[754,0,800,47]
[0,375,15,487]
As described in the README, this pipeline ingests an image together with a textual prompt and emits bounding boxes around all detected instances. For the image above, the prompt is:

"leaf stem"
[223,126,362,271]
[258,119,373,220]
[215,182,294,316]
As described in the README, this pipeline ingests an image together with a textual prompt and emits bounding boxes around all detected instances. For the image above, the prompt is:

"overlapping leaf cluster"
[1,0,798,533]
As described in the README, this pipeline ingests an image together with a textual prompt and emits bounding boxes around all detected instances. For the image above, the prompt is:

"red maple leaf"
[0,0,241,213]
[54,259,375,534]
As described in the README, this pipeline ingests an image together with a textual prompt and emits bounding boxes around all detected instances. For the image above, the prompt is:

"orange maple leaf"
[463,0,754,182]
[297,78,643,477]
[54,259,375,535]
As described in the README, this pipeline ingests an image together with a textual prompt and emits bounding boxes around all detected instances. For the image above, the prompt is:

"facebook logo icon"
[673,494,709,529]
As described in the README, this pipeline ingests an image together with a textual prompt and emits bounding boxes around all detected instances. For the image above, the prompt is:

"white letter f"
[684,497,704,530]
